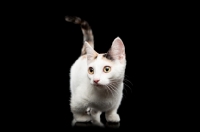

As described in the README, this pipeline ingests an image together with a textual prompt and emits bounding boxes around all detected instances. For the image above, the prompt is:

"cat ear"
[85,41,98,63]
[107,37,125,61]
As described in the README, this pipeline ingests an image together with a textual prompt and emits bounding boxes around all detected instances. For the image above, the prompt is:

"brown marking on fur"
[65,16,94,56]
[94,54,98,59]
[102,52,114,61]
[92,52,99,60]
[99,54,114,63]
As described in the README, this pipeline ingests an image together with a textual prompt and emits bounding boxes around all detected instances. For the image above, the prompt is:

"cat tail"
[65,16,94,55]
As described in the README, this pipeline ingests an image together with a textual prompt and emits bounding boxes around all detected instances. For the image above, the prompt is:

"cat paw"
[73,113,91,122]
[92,120,105,127]
[105,113,120,122]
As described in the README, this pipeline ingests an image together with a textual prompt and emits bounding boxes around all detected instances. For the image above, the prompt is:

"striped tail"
[65,16,94,55]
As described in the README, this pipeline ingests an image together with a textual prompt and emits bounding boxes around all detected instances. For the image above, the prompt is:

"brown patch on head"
[92,52,98,61]
[98,54,114,63]
[102,52,114,61]
[94,54,98,59]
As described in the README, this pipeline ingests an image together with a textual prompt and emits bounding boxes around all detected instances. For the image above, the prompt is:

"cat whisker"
[125,75,130,78]
[110,83,128,99]
[104,85,108,93]
[108,79,132,97]
[106,85,114,97]
[123,76,133,93]
[108,85,117,93]
[106,85,115,98]
[124,79,133,86]
[108,84,119,95]
[123,82,133,93]
[122,84,128,94]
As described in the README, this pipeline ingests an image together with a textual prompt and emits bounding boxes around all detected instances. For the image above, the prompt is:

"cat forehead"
[86,53,113,65]
[95,53,113,62]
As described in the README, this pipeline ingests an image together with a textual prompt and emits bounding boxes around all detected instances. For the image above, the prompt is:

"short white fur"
[69,37,126,126]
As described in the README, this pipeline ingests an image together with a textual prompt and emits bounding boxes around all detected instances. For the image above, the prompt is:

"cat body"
[65,16,126,126]
[70,54,124,111]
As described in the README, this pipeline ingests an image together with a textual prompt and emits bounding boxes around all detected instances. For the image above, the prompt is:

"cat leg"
[72,111,91,122]
[90,108,104,127]
[105,108,120,122]
[70,102,91,123]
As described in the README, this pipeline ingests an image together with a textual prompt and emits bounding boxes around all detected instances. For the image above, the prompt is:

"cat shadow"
[71,119,120,129]
[106,122,120,128]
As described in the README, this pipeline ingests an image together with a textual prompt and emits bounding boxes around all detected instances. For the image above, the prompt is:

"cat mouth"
[93,83,104,86]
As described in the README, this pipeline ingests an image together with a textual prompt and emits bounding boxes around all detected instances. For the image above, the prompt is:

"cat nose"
[93,79,100,84]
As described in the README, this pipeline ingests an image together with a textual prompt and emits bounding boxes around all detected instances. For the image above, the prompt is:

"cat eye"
[88,67,94,74]
[103,66,111,73]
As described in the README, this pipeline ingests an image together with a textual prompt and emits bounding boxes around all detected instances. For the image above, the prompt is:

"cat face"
[85,37,126,86]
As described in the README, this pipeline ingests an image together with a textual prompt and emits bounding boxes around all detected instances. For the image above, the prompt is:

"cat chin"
[93,83,106,87]
[93,83,104,86]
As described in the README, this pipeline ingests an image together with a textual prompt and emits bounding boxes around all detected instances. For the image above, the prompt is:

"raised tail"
[65,16,94,55]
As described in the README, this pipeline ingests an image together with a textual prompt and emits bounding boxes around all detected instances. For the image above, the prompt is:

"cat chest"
[88,97,115,111]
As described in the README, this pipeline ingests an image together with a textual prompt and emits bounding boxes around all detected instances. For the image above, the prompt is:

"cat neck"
[91,81,123,97]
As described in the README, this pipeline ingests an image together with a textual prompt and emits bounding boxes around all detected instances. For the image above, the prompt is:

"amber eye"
[88,67,94,74]
[103,66,111,73]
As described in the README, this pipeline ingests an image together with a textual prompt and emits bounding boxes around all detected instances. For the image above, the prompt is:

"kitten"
[65,16,126,126]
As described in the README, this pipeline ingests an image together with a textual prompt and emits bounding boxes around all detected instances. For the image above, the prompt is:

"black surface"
[15,1,186,131]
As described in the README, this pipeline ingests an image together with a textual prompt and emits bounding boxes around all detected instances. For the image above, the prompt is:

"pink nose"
[93,79,100,83]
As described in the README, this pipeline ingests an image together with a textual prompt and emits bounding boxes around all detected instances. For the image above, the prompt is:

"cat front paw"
[92,120,105,127]
[73,113,91,122]
[105,113,120,122]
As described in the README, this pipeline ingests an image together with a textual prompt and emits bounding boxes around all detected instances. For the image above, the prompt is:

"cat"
[65,16,127,127]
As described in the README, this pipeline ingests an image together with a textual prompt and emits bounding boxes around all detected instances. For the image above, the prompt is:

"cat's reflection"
[106,122,120,128]
[74,122,94,127]
[72,119,104,128]
[72,119,120,128]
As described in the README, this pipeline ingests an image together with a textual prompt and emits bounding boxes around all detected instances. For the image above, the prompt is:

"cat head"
[85,37,126,87]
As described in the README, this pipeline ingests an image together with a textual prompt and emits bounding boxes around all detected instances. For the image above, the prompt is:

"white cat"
[65,16,126,126]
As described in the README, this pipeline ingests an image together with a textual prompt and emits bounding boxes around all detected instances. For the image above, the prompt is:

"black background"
[13,1,189,131]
